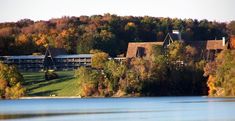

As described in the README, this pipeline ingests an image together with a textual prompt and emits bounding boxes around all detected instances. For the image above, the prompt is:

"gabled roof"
[163,33,182,47]
[128,42,163,45]
[126,42,163,58]
[206,40,225,50]
[164,33,181,42]
[185,40,226,50]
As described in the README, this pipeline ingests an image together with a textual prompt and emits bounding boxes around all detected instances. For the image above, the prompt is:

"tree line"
[0,14,234,56]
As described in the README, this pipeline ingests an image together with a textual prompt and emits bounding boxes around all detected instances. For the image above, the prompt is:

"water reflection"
[0,110,176,120]
[1,97,235,121]
[171,99,235,103]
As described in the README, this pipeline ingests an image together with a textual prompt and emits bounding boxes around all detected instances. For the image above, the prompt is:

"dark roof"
[0,55,45,60]
[169,33,181,41]
[49,48,67,57]
[54,54,92,58]
[0,54,92,60]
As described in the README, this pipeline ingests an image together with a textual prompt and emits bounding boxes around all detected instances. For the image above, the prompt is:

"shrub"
[45,70,58,80]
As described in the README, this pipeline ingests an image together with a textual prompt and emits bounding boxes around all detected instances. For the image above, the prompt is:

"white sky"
[0,0,235,22]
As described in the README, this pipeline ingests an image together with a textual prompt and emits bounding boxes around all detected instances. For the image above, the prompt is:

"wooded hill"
[0,14,234,56]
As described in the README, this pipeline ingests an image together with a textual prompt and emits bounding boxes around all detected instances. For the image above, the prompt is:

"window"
[136,47,146,57]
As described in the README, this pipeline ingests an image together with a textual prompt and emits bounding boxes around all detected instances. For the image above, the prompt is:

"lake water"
[0,97,235,121]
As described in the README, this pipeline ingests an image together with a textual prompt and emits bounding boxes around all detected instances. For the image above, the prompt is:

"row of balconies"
[55,63,91,67]
[17,65,44,68]
[5,61,44,64]
[4,58,91,63]
[55,59,91,63]
[5,62,91,66]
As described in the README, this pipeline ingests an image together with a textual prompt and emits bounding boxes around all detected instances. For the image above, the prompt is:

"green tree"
[77,31,97,54]
[104,60,127,93]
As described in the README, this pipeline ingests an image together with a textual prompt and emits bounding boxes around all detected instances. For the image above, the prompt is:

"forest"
[0,14,234,56]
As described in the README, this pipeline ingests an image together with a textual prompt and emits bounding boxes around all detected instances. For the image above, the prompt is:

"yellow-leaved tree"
[91,51,109,69]
[0,63,25,99]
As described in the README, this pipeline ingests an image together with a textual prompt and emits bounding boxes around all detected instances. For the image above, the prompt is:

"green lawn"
[21,71,79,96]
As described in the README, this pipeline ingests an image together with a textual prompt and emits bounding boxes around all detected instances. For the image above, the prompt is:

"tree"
[228,21,235,35]
[123,70,142,95]
[94,29,117,56]
[151,45,168,82]
[91,51,109,69]
[130,58,151,81]
[75,66,101,96]
[204,50,235,96]
[167,41,185,62]
[77,32,96,54]
[0,63,25,99]
[142,42,206,96]
[104,60,127,93]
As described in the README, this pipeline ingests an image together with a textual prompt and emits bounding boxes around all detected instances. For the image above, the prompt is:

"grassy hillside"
[21,71,78,96]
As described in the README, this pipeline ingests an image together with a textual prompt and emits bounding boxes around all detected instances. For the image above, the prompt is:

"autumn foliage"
[0,15,230,56]
[230,35,235,49]
[204,49,235,96]
[0,63,25,99]
[75,42,207,97]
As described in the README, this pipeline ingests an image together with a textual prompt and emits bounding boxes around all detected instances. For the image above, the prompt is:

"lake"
[0,96,235,121]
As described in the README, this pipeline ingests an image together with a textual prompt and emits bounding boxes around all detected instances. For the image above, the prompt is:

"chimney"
[172,30,182,40]
[222,37,225,46]
[172,30,179,34]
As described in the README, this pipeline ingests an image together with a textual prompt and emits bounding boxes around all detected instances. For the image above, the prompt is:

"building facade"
[0,54,92,71]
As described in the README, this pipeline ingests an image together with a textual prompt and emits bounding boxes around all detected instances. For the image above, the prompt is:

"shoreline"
[20,95,136,99]
[20,95,203,99]
[19,95,235,99]
[20,96,82,99]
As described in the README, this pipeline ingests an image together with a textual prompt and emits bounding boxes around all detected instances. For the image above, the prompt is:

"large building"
[0,47,93,71]
[126,30,228,61]
[0,54,92,71]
